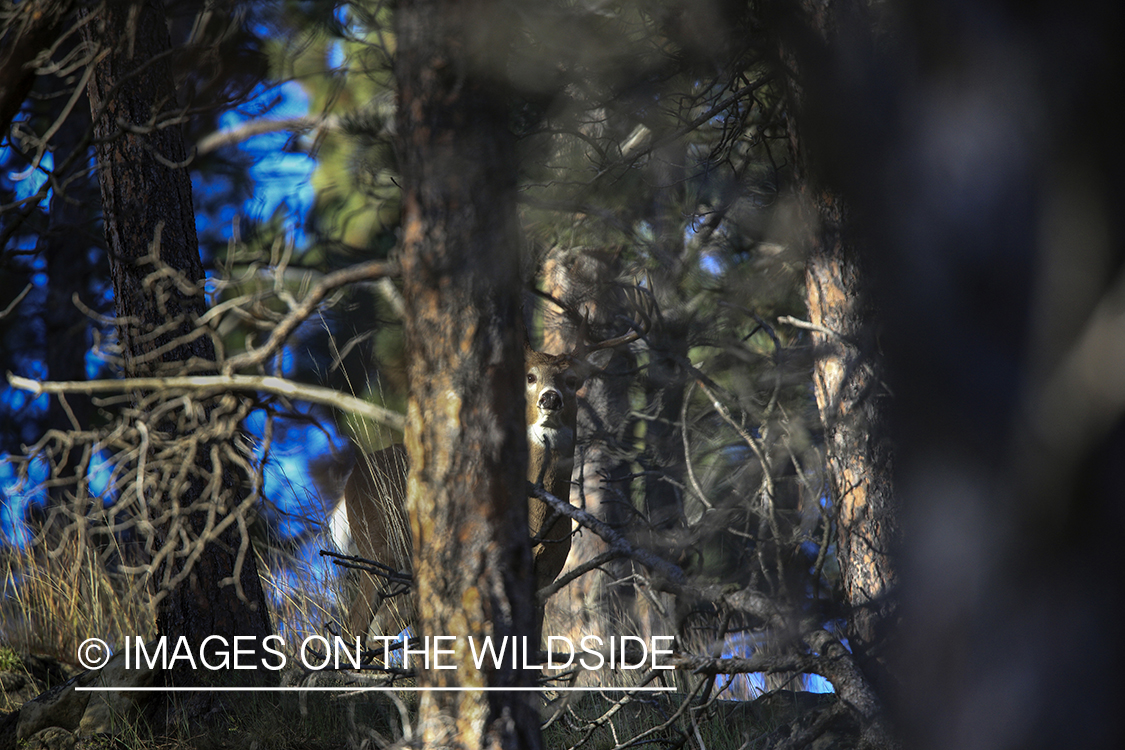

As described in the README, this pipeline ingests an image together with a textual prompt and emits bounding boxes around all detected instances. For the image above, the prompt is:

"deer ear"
[581,349,614,373]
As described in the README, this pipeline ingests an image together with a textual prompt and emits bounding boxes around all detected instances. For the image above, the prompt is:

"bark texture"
[396,1,541,747]
[541,248,636,651]
[83,0,272,706]
[778,0,899,714]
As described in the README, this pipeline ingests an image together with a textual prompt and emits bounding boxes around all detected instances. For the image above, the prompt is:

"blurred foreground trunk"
[395,0,542,746]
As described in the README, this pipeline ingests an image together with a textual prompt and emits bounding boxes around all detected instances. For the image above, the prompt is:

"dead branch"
[8,373,405,431]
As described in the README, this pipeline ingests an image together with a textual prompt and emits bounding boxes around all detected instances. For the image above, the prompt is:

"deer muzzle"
[537,389,563,412]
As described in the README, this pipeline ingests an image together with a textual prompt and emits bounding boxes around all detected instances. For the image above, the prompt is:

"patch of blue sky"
[700,252,725,275]
[0,453,48,545]
[806,673,834,693]
[7,150,52,205]
[714,669,767,700]
[244,405,348,539]
[84,322,115,379]
[236,82,314,239]
[86,450,116,503]
[327,38,346,69]
[716,631,836,698]
[196,81,315,246]
[686,210,729,276]
[84,349,103,379]
[0,363,49,422]
[275,345,296,377]
[261,452,318,538]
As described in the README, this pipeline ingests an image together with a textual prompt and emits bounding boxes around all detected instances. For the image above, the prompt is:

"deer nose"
[538,389,562,411]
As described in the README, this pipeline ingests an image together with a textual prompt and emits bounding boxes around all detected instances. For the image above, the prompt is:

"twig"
[0,283,33,319]
[777,315,843,340]
[196,114,341,155]
[223,260,399,374]
[529,483,685,586]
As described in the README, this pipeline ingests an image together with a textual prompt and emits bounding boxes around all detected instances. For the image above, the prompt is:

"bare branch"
[777,314,843,340]
[196,114,341,155]
[8,372,405,431]
[529,483,686,586]
[222,259,399,374]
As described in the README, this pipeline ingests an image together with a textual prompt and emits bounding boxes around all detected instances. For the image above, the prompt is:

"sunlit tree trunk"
[780,0,899,698]
[541,247,636,655]
[396,0,542,746]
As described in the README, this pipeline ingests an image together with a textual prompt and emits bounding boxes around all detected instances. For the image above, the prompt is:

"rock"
[13,648,156,741]
[24,726,77,750]
[77,648,156,734]
[0,709,20,750]
[16,673,93,740]
[0,653,71,713]
[0,674,36,710]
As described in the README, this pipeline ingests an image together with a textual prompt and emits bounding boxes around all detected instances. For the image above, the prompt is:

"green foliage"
[268,0,400,255]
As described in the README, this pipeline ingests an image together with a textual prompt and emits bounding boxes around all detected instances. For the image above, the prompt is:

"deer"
[332,319,646,647]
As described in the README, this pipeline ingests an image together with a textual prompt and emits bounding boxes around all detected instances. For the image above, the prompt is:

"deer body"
[339,348,588,643]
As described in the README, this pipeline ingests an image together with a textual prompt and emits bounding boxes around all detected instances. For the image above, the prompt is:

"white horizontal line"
[76,686,674,693]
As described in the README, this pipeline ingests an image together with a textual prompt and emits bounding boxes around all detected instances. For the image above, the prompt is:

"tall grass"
[0,528,154,664]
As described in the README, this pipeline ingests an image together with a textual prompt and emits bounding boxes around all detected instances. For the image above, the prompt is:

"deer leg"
[347,571,380,645]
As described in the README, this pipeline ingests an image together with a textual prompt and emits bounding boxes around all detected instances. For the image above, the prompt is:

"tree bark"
[541,248,636,654]
[396,1,541,747]
[83,0,272,710]
[779,0,899,700]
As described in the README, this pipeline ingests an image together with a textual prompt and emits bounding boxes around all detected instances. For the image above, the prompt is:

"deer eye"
[565,374,579,390]
[527,373,537,385]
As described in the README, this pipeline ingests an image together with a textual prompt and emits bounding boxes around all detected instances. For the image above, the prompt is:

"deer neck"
[527,420,575,501]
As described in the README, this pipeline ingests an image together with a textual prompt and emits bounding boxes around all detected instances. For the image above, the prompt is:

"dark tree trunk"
[818,2,1125,749]
[0,0,75,136]
[42,69,95,437]
[395,1,541,747]
[85,1,209,376]
[643,139,689,541]
[83,0,272,710]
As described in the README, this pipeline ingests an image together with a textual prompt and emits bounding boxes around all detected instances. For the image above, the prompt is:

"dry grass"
[0,529,154,665]
[0,518,793,750]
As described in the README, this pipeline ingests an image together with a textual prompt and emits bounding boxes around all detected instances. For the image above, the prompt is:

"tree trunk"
[780,0,899,698]
[638,140,689,642]
[396,1,541,747]
[0,0,75,136]
[83,0,272,711]
[541,247,636,654]
[42,63,95,438]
